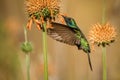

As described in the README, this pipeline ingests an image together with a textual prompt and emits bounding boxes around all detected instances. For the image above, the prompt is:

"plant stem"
[26,54,30,80]
[102,0,106,25]
[102,47,107,80]
[24,27,30,80]
[101,0,107,80]
[42,23,48,80]
[24,27,28,43]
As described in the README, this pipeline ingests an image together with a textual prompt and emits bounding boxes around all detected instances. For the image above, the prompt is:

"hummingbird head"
[62,15,77,26]
[80,38,91,53]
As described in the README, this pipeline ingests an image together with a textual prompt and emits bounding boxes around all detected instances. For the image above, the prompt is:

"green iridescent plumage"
[47,15,93,71]
[62,15,92,70]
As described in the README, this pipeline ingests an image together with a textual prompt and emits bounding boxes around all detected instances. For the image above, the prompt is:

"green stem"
[42,23,48,80]
[24,27,28,43]
[102,47,107,80]
[24,27,30,80]
[101,0,107,80]
[26,54,30,80]
[102,0,106,24]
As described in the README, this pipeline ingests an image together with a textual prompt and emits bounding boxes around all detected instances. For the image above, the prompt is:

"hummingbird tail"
[77,44,82,50]
[87,53,93,71]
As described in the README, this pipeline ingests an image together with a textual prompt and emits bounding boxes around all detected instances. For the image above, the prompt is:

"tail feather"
[87,53,93,71]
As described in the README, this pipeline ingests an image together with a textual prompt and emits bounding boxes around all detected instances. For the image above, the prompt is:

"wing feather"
[47,22,80,45]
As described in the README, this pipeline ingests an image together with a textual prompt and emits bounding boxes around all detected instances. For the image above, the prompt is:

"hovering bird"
[47,15,93,71]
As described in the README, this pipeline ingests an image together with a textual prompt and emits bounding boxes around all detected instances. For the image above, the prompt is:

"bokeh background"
[0,0,120,80]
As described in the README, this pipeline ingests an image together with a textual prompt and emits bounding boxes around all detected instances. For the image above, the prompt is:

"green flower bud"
[21,42,33,53]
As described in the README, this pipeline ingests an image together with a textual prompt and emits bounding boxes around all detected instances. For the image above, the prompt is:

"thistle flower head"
[25,0,60,30]
[25,0,60,19]
[89,23,117,47]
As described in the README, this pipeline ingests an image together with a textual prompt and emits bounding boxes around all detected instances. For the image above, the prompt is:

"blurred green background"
[0,0,120,80]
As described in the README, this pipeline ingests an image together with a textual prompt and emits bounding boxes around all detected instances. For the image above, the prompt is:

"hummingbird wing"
[47,22,80,46]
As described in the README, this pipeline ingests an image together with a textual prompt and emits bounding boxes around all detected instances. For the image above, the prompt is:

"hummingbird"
[47,15,93,71]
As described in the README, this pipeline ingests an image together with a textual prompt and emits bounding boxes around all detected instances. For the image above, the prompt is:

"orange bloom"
[25,0,60,30]
[89,23,117,47]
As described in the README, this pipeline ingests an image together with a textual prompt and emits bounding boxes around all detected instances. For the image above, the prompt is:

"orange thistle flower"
[25,0,60,30]
[89,23,117,47]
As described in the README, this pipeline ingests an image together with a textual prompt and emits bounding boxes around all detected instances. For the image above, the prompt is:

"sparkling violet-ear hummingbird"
[47,15,93,71]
